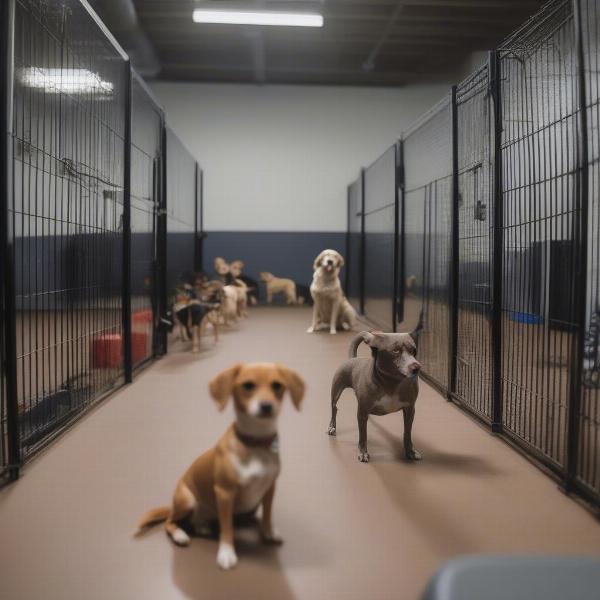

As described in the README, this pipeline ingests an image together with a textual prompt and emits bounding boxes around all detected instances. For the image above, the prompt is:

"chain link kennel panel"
[498,0,578,471]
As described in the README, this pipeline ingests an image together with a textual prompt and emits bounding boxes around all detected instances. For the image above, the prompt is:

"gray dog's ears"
[409,310,425,347]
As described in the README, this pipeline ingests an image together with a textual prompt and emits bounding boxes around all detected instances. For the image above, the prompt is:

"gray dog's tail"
[348,333,367,358]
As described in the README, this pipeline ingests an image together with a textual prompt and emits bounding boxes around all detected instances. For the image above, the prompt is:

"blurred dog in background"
[230,260,259,305]
[260,272,297,305]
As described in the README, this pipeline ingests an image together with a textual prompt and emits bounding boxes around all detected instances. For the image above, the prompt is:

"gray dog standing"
[327,320,423,463]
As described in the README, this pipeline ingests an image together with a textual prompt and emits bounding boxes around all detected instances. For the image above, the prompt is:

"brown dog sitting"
[135,363,305,570]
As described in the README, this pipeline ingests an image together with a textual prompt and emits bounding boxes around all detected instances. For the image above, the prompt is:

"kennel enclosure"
[347,0,600,509]
[0,0,204,482]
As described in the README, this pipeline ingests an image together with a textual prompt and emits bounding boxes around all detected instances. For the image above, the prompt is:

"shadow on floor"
[170,525,298,600]
[153,344,219,372]
[365,419,506,555]
[369,419,504,477]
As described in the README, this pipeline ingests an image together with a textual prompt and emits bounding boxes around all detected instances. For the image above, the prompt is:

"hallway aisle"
[1,307,598,600]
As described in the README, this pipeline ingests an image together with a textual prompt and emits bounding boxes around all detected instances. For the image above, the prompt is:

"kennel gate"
[574,0,600,502]
[454,66,494,421]
[363,145,399,331]
[347,0,600,508]
[497,0,580,477]
[0,0,205,481]
[402,97,454,392]
[130,71,164,370]
[6,0,129,463]
[165,126,199,294]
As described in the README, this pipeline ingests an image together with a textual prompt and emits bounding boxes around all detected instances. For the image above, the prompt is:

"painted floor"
[1,306,599,600]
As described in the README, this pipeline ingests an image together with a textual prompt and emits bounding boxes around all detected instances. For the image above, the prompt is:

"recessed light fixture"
[192,8,323,27]
[19,68,113,95]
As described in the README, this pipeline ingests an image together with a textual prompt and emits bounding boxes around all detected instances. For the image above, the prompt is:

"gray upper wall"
[151,82,451,233]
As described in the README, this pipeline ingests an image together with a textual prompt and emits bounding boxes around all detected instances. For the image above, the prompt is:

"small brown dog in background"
[214,257,249,319]
[135,362,305,570]
[230,260,259,305]
[260,272,297,304]
[214,256,231,279]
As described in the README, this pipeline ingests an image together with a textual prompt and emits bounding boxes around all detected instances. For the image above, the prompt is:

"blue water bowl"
[509,311,544,325]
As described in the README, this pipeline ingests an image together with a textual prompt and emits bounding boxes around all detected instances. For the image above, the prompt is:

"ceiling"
[115,0,547,86]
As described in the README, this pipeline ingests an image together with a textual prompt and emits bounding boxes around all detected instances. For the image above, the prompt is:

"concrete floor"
[0,306,599,600]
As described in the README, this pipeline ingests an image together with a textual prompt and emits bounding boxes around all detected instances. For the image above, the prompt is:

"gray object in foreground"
[423,556,600,600]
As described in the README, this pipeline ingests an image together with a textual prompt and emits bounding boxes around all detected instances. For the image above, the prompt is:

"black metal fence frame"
[348,155,402,331]
[362,144,401,332]
[347,0,599,511]
[0,0,204,482]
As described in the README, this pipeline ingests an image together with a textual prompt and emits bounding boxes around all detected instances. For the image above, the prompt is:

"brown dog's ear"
[276,365,305,411]
[209,364,242,411]
[313,251,327,271]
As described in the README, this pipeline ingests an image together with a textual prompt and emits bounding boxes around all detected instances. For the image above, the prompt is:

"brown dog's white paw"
[170,528,191,547]
[329,329,337,335]
[260,527,284,545]
[306,326,315,333]
[406,448,422,461]
[358,451,370,463]
[216,543,238,570]
[327,426,336,436]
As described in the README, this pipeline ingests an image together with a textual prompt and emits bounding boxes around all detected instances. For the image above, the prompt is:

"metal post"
[194,164,204,273]
[359,167,366,315]
[157,122,168,355]
[490,50,504,433]
[345,184,351,294]
[194,163,199,272]
[195,166,205,273]
[397,139,406,323]
[394,140,404,330]
[1,0,19,480]
[121,61,133,383]
[449,86,459,399]
[564,0,589,492]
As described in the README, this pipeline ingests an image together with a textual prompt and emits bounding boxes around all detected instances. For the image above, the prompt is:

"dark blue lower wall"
[203,231,347,288]
[13,231,349,305]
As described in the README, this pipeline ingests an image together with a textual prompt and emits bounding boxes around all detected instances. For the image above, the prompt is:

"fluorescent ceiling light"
[192,9,323,27]
[19,68,114,95]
